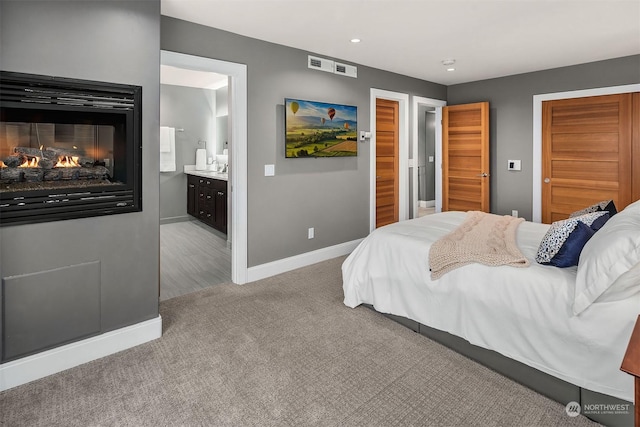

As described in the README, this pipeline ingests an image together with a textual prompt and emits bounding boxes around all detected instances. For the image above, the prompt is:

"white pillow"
[596,261,640,303]
[573,205,640,315]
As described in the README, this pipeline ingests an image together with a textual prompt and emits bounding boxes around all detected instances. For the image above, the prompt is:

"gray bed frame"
[364,304,635,427]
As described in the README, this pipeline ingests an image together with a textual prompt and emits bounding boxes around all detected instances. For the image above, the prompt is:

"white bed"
[342,204,640,403]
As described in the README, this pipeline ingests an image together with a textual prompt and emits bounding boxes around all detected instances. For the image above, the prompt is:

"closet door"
[442,102,490,212]
[542,94,634,223]
[375,98,399,228]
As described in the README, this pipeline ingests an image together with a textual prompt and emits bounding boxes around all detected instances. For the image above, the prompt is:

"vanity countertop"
[184,165,228,181]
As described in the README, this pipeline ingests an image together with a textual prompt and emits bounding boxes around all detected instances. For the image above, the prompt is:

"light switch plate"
[264,164,275,176]
[507,160,521,171]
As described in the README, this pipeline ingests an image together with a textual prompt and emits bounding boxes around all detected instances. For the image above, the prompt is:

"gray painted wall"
[447,55,640,220]
[160,84,216,222]
[161,16,447,266]
[0,0,160,350]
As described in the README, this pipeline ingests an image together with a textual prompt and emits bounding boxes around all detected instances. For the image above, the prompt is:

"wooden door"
[375,98,399,228]
[542,94,634,223]
[442,102,490,212]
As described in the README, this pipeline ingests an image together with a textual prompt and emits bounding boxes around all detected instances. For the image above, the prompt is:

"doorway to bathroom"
[417,106,436,217]
[159,50,248,299]
[411,96,446,218]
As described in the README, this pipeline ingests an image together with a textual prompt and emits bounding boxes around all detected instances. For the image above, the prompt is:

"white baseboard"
[419,200,436,208]
[0,315,162,392]
[247,239,363,283]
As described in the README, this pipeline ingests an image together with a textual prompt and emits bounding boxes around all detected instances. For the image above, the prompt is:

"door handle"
[544,178,551,183]
[477,173,489,177]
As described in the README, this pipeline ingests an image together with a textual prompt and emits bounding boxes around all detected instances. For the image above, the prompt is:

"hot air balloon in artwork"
[327,107,336,121]
[344,122,349,129]
[290,101,299,115]
[321,118,326,125]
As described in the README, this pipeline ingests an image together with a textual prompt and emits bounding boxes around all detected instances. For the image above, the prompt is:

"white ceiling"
[160,64,228,89]
[161,0,640,85]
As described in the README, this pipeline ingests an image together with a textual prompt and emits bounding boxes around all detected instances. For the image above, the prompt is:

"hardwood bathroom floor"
[160,220,231,301]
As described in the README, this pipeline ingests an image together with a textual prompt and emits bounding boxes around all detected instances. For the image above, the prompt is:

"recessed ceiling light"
[350,38,361,43]
[447,68,456,72]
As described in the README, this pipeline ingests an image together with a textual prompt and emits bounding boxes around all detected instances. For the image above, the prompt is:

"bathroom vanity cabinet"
[187,174,227,233]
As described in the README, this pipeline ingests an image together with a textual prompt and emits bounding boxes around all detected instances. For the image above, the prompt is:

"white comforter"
[342,212,637,402]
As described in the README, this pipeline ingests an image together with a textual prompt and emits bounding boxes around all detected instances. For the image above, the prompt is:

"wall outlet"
[308,227,314,239]
[511,210,518,218]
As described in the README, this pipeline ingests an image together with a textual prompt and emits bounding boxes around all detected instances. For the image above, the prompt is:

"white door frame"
[161,50,248,284]
[531,83,640,223]
[411,96,446,216]
[370,89,409,232]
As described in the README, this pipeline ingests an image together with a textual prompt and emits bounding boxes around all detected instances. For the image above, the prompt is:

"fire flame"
[0,161,6,168]
[55,156,80,168]
[19,157,40,168]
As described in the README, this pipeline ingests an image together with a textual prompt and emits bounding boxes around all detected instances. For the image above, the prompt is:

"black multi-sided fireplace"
[0,71,142,225]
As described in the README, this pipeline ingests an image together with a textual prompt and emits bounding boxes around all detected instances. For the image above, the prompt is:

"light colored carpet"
[0,256,599,426]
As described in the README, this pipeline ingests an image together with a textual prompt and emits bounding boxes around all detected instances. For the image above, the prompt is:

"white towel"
[160,126,176,172]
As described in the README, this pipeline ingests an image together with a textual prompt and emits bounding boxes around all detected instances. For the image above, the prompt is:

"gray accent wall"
[447,55,640,220]
[160,84,216,222]
[161,16,447,267]
[0,0,160,357]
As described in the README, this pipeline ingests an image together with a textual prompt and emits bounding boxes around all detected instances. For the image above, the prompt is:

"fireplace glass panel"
[1,118,122,192]
[0,71,141,225]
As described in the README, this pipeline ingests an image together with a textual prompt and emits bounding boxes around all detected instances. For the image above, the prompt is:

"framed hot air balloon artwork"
[285,98,358,158]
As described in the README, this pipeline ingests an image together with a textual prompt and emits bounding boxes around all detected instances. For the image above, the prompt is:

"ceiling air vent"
[308,55,334,73]
[334,62,357,78]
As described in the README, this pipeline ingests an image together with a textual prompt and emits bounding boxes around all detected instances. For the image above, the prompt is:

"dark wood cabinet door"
[214,187,227,233]
[187,176,197,216]
[186,175,227,233]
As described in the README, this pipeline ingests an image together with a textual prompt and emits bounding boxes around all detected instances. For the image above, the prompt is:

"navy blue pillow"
[602,200,617,217]
[549,221,595,268]
[590,211,610,231]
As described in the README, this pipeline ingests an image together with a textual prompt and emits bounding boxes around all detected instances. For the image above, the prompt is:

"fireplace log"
[43,147,86,160]
[43,170,61,181]
[60,168,80,180]
[92,165,109,179]
[77,166,109,180]
[3,155,26,168]
[23,168,44,182]
[0,168,22,183]
[39,158,54,169]
[13,147,44,158]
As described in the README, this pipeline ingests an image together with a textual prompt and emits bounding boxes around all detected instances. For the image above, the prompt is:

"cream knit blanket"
[429,211,529,280]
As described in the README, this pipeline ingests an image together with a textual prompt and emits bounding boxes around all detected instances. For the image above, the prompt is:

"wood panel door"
[375,98,399,228]
[542,93,634,223]
[442,102,490,212]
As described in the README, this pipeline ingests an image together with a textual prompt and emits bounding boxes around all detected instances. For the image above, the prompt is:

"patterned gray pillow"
[569,200,614,218]
[535,211,609,264]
